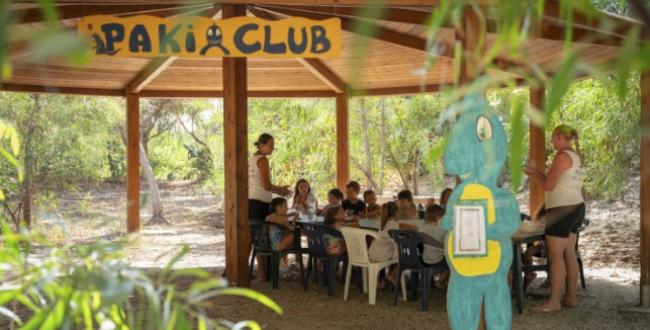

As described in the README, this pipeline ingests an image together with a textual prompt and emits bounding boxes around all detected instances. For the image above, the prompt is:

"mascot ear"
[476,116,493,141]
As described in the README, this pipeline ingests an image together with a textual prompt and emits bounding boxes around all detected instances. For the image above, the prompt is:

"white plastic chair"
[341,227,398,305]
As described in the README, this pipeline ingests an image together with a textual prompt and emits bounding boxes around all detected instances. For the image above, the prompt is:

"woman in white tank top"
[524,125,585,313]
[248,133,292,222]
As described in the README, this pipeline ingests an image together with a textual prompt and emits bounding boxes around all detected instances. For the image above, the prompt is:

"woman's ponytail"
[254,133,274,149]
[571,128,583,164]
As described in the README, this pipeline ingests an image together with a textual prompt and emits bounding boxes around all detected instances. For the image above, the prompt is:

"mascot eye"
[208,29,213,37]
[476,116,493,141]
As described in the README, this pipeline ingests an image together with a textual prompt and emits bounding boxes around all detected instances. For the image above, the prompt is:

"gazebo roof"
[1,1,645,97]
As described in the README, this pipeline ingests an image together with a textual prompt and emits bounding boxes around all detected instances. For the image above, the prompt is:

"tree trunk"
[350,156,380,193]
[359,98,377,191]
[21,94,40,228]
[21,157,32,228]
[176,114,213,181]
[412,151,418,195]
[379,100,386,194]
[140,142,169,225]
[387,144,410,191]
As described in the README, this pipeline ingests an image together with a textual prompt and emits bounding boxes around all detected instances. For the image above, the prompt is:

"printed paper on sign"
[453,205,487,256]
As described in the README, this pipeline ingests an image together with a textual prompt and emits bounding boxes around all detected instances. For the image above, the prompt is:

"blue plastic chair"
[301,223,348,296]
[389,230,448,311]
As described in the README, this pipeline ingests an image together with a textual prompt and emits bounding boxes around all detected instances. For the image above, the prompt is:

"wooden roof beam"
[248,6,347,93]
[351,84,440,96]
[543,0,647,39]
[139,90,337,98]
[255,5,455,58]
[125,7,221,94]
[538,20,628,47]
[14,1,494,7]
[265,5,434,25]
[296,58,347,93]
[0,83,123,97]
[127,57,178,94]
[12,4,211,24]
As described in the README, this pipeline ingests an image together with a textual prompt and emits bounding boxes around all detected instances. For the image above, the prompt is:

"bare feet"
[562,299,577,308]
[531,301,561,313]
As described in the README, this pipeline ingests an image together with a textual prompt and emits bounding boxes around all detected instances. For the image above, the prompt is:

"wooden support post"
[336,93,349,191]
[529,86,546,216]
[641,70,650,308]
[456,6,484,85]
[126,93,140,233]
[222,4,250,288]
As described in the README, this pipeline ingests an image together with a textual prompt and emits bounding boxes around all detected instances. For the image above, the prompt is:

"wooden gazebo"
[2,0,649,307]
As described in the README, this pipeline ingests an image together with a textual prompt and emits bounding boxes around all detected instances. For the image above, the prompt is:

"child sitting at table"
[292,179,318,215]
[343,181,366,216]
[323,206,348,255]
[397,189,418,220]
[419,204,449,286]
[265,197,296,251]
[369,202,400,287]
[362,189,381,219]
[319,188,344,216]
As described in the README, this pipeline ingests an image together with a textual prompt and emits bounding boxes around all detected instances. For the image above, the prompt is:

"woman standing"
[524,125,585,312]
[249,133,291,223]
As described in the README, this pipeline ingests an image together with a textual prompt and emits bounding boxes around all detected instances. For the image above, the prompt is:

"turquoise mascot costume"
[440,92,520,330]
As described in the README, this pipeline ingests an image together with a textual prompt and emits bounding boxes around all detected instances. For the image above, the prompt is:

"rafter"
[248,6,347,93]
[140,89,337,98]
[296,58,347,93]
[125,6,221,94]
[255,5,454,58]
[13,4,211,24]
[0,83,123,97]
[542,0,645,38]
[127,57,178,94]
[13,1,481,6]
[266,5,433,25]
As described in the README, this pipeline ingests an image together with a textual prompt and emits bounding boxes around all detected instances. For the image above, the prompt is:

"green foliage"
[549,76,640,200]
[247,99,336,199]
[0,119,21,200]
[148,132,195,181]
[348,95,452,194]
[507,96,526,192]
[0,219,281,329]
[0,93,122,189]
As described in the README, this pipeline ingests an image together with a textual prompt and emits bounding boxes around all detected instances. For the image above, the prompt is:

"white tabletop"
[357,218,380,230]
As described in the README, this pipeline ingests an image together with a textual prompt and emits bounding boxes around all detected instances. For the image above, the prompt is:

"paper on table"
[453,205,487,256]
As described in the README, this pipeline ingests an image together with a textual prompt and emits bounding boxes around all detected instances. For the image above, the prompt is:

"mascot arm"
[486,194,521,240]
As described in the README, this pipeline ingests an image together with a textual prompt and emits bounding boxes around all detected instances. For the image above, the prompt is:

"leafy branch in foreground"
[0,221,281,329]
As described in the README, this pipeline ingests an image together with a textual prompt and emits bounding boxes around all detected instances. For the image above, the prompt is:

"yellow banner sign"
[79,15,341,59]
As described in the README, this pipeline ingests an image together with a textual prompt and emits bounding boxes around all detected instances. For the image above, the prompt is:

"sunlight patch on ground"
[124,226,226,269]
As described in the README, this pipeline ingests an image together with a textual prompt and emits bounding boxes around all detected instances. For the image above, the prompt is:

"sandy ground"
[210,271,649,330]
[21,177,650,329]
